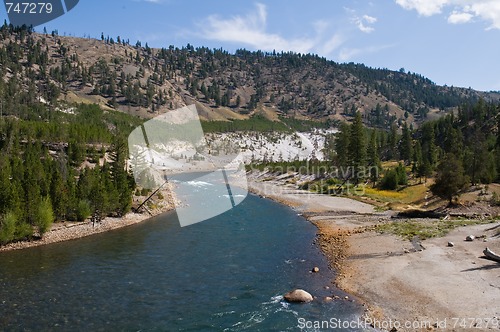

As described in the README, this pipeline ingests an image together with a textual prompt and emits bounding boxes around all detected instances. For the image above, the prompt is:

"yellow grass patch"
[364,187,405,200]
[362,183,429,206]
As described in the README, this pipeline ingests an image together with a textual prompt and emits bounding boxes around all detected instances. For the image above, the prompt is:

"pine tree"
[129,147,149,186]
[431,154,468,203]
[399,123,412,164]
[65,168,78,221]
[412,140,423,176]
[0,158,12,215]
[22,143,43,226]
[367,130,381,184]
[109,137,133,216]
[348,112,366,182]
[464,139,497,185]
[421,122,437,166]
[418,159,432,183]
[387,124,398,160]
[49,165,68,221]
[68,138,85,166]
[334,122,350,169]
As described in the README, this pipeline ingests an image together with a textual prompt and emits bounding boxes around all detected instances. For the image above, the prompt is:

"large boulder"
[284,289,313,303]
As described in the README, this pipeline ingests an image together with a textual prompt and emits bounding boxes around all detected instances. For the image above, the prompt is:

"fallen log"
[483,247,500,263]
[395,209,445,219]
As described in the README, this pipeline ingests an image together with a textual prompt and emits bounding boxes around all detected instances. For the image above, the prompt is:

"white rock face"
[205,129,337,164]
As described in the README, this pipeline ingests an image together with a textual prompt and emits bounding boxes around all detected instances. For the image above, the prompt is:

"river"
[0,187,369,331]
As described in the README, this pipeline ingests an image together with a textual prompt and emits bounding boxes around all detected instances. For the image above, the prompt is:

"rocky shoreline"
[4,172,499,331]
[248,173,500,332]
[0,185,178,252]
[0,212,153,252]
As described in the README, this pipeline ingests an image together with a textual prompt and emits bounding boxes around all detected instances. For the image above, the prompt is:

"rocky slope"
[1,25,499,130]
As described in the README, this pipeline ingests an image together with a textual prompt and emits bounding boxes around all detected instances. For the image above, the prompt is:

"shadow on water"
[0,212,177,279]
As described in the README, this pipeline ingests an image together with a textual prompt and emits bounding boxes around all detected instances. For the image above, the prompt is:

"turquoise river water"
[0,179,372,331]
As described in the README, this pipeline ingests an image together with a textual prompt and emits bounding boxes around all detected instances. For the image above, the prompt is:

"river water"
[0,183,370,331]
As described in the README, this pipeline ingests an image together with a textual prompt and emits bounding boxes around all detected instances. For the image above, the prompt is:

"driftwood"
[483,247,500,263]
[395,209,445,219]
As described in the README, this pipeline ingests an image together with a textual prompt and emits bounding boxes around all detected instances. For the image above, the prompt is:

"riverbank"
[0,212,152,252]
[0,184,178,252]
[248,173,500,331]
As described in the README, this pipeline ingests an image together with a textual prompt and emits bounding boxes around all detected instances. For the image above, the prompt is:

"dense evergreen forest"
[261,100,500,203]
[0,104,141,244]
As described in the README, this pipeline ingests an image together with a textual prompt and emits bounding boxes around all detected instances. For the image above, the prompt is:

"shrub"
[76,200,91,222]
[380,169,398,190]
[35,197,54,236]
[380,163,407,190]
[395,163,408,186]
[431,153,469,203]
[0,212,17,244]
[491,192,500,206]
[15,221,33,240]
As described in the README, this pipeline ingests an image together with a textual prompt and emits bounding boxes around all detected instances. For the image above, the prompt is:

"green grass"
[376,218,496,240]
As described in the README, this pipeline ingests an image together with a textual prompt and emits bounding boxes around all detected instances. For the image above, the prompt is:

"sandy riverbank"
[0,212,153,252]
[0,184,179,252]
[248,176,500,331]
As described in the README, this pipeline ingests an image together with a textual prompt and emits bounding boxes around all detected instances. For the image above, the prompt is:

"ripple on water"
[0,194,366,331]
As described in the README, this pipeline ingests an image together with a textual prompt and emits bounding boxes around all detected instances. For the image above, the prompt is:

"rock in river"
[284,289,313,303]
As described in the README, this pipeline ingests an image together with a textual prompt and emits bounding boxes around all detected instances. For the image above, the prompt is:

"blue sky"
[1,0,500,91]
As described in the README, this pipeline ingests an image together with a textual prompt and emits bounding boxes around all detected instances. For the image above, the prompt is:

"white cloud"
[346,8,378,33]
[469,1,500,30]
[363,15,378,24]
[313,20,330,34]
[354,15,378,33]
[448,11,473,24]
[395,0,500,29]
[195,3,390,63]
[395,0,448,16]
[339,44,394,62]
[319,34,345,55]
[200,3,316,54]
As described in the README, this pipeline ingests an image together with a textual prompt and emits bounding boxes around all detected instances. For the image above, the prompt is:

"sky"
[1,0,500,91]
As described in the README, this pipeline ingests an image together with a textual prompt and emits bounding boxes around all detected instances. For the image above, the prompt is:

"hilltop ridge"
[1,24,499,129]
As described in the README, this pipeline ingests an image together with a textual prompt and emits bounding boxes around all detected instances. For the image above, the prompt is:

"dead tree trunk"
[483,248,500,263]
